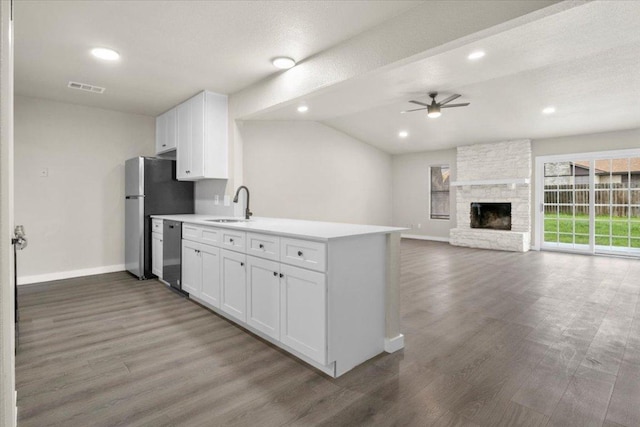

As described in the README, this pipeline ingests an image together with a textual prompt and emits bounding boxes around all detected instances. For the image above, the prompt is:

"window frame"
[430,164,450,220]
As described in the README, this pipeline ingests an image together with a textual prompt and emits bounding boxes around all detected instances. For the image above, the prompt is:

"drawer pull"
[240,262,244,267]
[259,244,264,249]
[279,273,284,278]
[273,271,277,276]
[230,238,234,243]
[297,251,303,257]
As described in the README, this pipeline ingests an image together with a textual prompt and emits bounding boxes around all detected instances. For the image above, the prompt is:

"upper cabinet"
[155,108,177,154]
[176,91,228,181]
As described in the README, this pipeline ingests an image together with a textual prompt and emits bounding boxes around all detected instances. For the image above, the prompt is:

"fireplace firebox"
[470,203,512,230]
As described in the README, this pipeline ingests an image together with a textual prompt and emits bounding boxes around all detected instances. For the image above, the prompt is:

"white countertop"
[150,214,405,241]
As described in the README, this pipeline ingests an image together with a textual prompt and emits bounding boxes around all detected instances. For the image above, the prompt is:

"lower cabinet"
[181,240,220,305]
[279,264,326,364]
[200,245,221,308]
[246,256,280,340]
[152,232,163,278]
[220,249,247,322]
[181,239,201,296]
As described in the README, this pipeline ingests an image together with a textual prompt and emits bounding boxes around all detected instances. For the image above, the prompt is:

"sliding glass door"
[537,150,640,256]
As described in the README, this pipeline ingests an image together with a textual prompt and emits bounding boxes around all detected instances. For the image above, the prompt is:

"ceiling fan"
[402,92,469,118]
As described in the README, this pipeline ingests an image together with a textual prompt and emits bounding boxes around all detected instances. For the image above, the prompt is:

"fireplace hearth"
[470,202,512,230]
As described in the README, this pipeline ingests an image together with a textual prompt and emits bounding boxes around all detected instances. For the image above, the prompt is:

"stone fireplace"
[449,140,531,252]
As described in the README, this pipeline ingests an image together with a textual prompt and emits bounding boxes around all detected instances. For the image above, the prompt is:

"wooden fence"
[544,184,640,216]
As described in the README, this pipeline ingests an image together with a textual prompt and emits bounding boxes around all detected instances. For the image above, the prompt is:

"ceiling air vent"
[67,81,105,94]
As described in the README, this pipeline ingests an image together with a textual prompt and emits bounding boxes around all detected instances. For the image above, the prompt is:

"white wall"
[241,121,392,226]
[14,96,155,284]
[392,148,456,240]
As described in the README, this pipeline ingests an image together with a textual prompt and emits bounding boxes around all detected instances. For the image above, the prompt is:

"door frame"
[535,148,640,254]
[0,1,16,425]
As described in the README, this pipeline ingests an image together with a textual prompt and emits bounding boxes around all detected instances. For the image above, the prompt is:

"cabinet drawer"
[201,227,221,246]
[152,219,163,234]
[182,224,201,242]
[246,233,279,261]
[221,230,246,252]
[280,238,326,272]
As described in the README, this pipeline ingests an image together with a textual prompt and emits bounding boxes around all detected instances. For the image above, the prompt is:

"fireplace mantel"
[451,178,530,187]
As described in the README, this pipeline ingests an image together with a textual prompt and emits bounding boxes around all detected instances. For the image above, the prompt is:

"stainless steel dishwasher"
[163,220,186,294]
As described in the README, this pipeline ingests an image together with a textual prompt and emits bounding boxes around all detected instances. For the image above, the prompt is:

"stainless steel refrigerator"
[125,157,194,279]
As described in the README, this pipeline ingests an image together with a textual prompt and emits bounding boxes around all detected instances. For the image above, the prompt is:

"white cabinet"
[175,220,388,378]
[279,264,326,364]
[220,249,246,322]
[181,239,220,307]
[176,91,228,181]
[200,244,221,308]
[152,232,163,278]
[181,239,201,296]
[246,256,280,340]
[155,108,177,154]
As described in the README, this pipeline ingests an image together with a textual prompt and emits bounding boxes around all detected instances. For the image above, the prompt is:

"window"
[430,165,450,220]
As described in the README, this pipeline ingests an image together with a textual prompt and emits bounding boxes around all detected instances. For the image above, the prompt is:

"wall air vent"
[67,81,105,94]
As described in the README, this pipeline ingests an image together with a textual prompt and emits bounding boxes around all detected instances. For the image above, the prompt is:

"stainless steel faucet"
[233,186,252,220]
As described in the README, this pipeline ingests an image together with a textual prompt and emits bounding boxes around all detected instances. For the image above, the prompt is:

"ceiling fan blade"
[440,103,470,108]
[401,107,428,113]
[438,94,461,105]
[409,100,430,107]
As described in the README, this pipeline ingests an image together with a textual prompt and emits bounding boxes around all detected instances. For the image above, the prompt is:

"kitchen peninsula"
[151,214,405,377]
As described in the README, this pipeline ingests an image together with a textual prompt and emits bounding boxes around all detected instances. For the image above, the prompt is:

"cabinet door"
[155,113,166,154]
[246,256,280,340]
[165,108,177,151]
[189,92,205,178]
[220,249,246,322]
[280,264,326,364]
[176,101,191,180]
[200,244,221,308]
[181,240,201,296]
[152,232,163,278]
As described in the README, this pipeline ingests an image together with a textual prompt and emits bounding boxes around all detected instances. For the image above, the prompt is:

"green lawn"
[544,213,640,247]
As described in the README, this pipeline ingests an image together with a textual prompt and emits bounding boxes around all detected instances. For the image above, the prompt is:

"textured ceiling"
[250,1,640,154]
[14,0,421,116]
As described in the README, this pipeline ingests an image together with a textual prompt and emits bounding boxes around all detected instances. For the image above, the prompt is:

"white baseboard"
[17,264,126,285]
[401,234,450,243]
[384,334,405,353]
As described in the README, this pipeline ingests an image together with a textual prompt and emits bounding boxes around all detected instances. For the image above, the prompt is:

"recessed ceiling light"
[468,50,485,60]
[542,106,556,114]
[398,131,409,138]
[91,47,120,61]
[297,105,309,113]
[272,57,296,69]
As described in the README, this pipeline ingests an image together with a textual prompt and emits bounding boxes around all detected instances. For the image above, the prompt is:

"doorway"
[536,149,640,256]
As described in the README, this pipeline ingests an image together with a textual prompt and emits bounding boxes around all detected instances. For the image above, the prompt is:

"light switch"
[39,168,49,178]
[214,195,220,205]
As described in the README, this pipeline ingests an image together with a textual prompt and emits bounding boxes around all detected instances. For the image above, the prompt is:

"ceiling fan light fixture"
[297,105,309,113]
[542,106,556,114]
[427,104,441,118]
[398,130,409,138]
[272,57,296,69]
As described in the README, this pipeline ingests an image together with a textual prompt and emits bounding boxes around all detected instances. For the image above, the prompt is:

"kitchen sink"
[205,219,248,223]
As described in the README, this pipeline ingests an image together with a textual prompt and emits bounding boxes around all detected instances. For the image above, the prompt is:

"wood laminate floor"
[16,240,640,427]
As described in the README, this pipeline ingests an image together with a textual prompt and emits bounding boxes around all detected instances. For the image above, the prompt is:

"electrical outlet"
[39,168,49,178]
[418,223,422,229]
[214,195,220,205]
